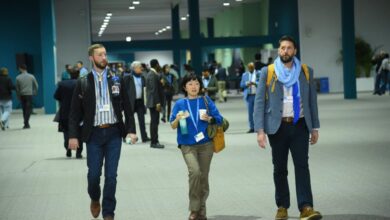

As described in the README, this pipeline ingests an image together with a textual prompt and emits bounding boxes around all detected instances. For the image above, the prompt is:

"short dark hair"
[279,35,297,48]
[180,73,204,97]
[69,67,80,79]
[18,64,27,70]
[150,59,159,68]
[254,53,261,60]
[77,61,83,65]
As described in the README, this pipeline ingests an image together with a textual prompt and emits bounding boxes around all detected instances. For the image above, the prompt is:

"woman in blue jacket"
[170,73,223,220]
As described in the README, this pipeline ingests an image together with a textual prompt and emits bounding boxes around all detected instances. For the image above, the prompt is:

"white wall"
[298,0,390,93]
[134,51,173,67]
[298,0,343,92]
[55,0,91,81]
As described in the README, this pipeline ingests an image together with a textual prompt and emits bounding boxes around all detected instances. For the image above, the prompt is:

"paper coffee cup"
[199,109,207,117]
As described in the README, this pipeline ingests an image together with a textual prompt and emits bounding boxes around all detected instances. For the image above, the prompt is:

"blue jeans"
[86,126,122,218]
[0,100,12,127]
[268,118,313,211]
[245,95,255,130]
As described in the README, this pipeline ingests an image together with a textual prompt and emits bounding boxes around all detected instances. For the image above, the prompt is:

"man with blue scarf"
[254,36,321,220]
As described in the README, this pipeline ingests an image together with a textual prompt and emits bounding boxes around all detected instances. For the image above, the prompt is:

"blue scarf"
[274,56,301,124]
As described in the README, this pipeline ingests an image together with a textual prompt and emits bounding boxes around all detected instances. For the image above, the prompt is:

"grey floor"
[0,92,389,220]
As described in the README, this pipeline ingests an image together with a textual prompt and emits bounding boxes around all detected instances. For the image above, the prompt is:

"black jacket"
[0,75,15,100]
[68,72,134,142]
[54,79,77,131]
[122,74,145,133]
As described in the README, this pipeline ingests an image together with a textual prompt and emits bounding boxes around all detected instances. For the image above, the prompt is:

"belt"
[96,123,116,129]
[281,117,294,123]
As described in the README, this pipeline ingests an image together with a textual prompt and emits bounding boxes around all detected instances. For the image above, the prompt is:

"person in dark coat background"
[54,68,83,158]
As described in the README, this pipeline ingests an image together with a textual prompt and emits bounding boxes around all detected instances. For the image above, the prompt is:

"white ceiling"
[91,0,261,42]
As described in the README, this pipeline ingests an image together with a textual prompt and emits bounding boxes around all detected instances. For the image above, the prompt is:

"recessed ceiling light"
[223,2,230,6]
[162,28,167,31]
[105,16,110,20]
[158,30,163,33]
[106,13,112,16]
[104,19,109,22]
[181,17,187,21]
[133,1,140,4]
[126,36,132,42]
[155,32,159,35]
[236,0,243,1]
[129,6,135,10]
[166,26,171,29]
[186,14,189,17]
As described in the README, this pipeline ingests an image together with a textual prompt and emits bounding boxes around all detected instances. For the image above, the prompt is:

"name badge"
[194,132,205,143]
[112,85,120,95]
[99,104,110,112]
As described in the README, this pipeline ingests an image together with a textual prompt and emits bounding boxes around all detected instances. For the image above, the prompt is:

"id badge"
[99,104,110,112]
[112,85,120,95]
[194,132,205,142]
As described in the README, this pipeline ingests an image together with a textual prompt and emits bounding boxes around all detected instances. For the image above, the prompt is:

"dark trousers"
[162,94,173,121]
[134,99,148,141]
[245,95,255,130]
[268,118,313,211]
[20,95,33,126]
[86,126,122,218]
[149,107,160,144]
[63,130,83,155]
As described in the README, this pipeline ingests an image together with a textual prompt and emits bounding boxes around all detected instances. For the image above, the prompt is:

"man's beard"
[280,55,293,63]
[94,60,108,69]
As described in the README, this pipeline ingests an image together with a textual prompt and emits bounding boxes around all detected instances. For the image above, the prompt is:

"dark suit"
[123,74,149,141]
[146,70,165,145]
[54,79,83,155]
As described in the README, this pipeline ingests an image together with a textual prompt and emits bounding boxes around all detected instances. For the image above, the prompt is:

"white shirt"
[282,85,304,118]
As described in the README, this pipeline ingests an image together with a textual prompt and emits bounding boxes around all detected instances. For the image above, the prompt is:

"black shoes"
[247,129,254,133]
[66,150,72,158]
[150,143,165,148]
[23,124,30,129]
[142,137,151,143]
[76,153,83,159]
[161,118,166,123]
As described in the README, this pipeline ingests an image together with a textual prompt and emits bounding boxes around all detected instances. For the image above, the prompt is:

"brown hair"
[88,44,105,56]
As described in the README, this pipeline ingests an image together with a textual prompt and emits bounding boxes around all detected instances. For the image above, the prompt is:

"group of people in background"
[0,64,38,130]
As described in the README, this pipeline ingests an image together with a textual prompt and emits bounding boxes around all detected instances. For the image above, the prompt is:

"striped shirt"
[92,68,117,126]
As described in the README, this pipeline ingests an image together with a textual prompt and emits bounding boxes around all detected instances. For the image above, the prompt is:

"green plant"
[338,37,381,78]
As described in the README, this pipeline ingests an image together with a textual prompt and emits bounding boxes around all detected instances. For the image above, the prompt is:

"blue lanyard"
[92,68,108,105]
[186,98,199,132]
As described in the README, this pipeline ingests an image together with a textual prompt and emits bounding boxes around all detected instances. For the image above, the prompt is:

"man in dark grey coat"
[146,59,165,148]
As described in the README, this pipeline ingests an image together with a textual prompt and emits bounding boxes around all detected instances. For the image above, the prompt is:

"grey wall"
[55,0,91,81]
[298,0,390,93]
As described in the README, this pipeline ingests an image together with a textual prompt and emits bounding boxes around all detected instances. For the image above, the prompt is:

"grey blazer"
[253,66,320,134]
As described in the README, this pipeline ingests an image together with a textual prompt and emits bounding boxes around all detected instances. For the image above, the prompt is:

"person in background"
[146,59,165,149]
[0,67,15,130]
[240,62,260,133]
[54,68,83,158]
[201,67,218,101]
[170,73,223,220]
[122,61,151,143]
[15,64,38,129]
[77,60,89,78]
[161,64,178,123]
[254,53,266,71]
[215,63,228,102]
[254,35,322,220]
[61,64,72,81]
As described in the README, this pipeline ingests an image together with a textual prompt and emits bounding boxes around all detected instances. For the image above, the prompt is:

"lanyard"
[186,98,199,132]
[92,68,108,105]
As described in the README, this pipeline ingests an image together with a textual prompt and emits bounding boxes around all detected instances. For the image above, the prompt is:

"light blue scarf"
[274,56,301,88]
[274,56,302,124]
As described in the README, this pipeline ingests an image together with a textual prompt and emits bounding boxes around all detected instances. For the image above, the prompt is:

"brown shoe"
[275,207,288,220]
[90,200,101,218]
[103,216,114,220]
[188,211,198,220]
[198,207,207,220]
[300,206,322,220]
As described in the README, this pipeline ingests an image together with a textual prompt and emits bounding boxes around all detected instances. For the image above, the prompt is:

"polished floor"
[0,92,389,220]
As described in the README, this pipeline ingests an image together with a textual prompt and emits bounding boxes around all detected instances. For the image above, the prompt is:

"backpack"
[266,64,310,99]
